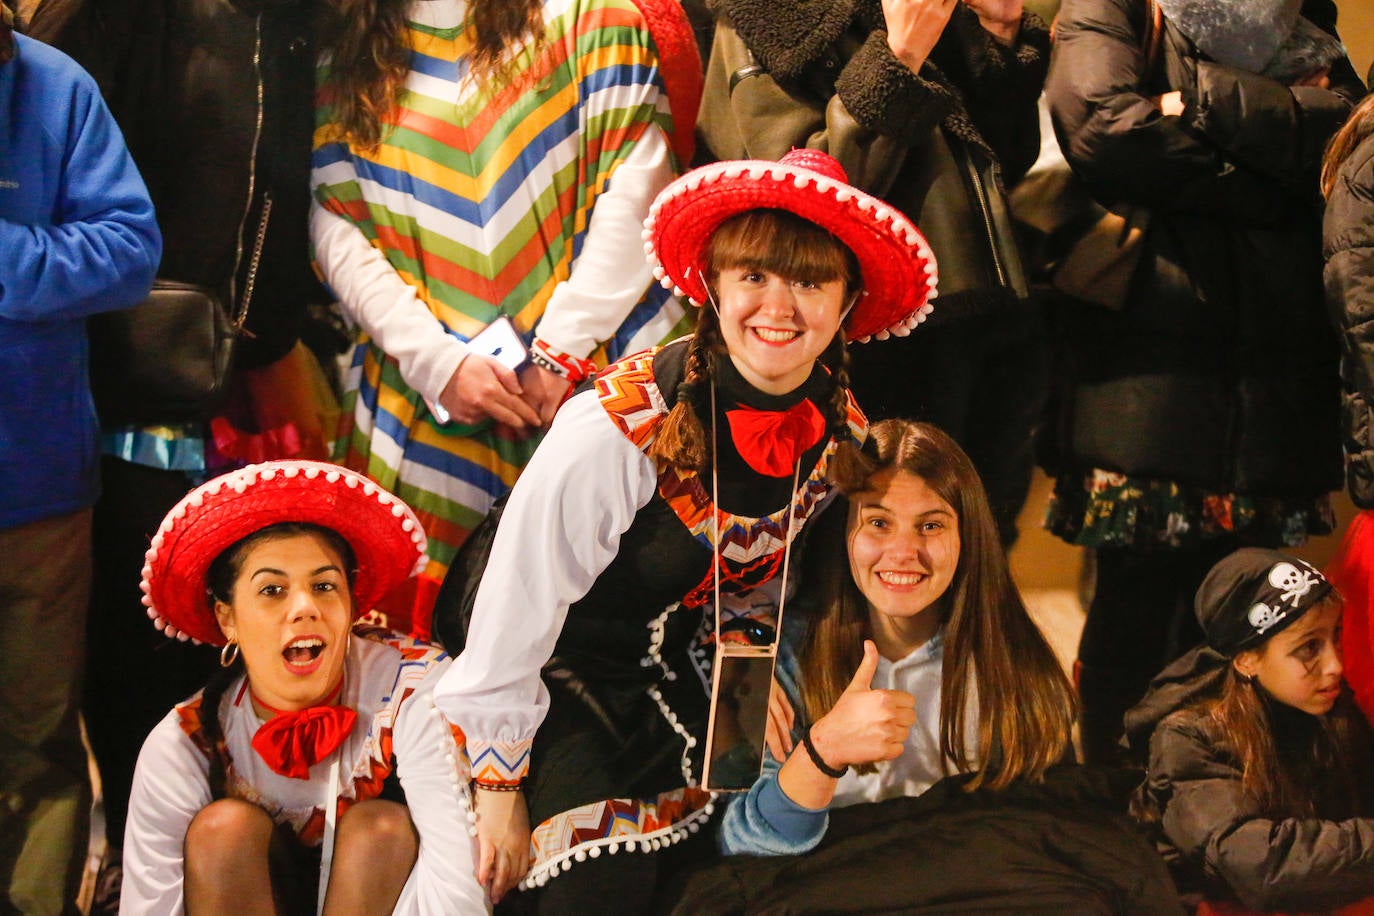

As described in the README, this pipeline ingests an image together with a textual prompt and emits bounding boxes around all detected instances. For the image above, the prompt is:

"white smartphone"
[466,316,529,372]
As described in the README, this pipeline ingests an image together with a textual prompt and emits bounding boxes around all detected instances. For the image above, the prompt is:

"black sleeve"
[1152,718,1374,911]
[1045,0,1353,224]
[1325,143,1374,398]
[928,6,1051,184]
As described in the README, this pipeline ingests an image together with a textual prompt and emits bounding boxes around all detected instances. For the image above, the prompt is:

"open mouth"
[876,570,927,587]
[282,637,326,669]
[750,327,801,344]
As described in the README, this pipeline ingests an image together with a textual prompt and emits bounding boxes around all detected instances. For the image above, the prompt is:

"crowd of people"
[3,0,1374,912]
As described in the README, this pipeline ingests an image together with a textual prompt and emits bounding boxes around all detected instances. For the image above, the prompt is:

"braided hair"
[650,306,719,473]
[817,329,855,445]
[649,209,860,473]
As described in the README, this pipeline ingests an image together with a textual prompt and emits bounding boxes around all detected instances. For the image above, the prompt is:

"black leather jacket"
[33,0,323,368]
[698,0,1049,325]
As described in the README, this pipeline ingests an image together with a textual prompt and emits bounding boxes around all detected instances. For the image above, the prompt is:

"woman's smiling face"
[847,468,961,657]
[213,531,354,712]
[713,267,847,396]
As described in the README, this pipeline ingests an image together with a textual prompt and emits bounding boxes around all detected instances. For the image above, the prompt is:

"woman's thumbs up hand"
[809,640,917,769]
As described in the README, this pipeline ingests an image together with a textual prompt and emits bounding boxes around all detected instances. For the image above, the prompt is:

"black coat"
[31,0,324,369]
[1324,130,1374,508]
[1043,0,1362,496]
[1135,704,1374,910]
[662,766,1183,914]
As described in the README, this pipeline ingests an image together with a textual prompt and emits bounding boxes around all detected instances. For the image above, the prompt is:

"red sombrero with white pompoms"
[139,460,427,646]
[643,148,938,343]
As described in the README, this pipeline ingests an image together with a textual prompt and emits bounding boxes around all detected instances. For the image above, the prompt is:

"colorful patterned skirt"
[1045,468,1335,551]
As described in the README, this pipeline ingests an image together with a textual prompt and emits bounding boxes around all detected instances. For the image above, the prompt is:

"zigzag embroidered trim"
[468,738,530,786]
[640,602,682,681]
[518,794,717,891]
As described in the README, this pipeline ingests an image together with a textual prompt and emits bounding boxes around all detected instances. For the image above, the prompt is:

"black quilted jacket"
[1324,130,1374,507]
[1042,0,1362,496]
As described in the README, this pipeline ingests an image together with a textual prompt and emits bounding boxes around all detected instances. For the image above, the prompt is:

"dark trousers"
[84,458,217,848]
[846,306,1048,547]
[1075,544,1232,764]
[0,509,91,916]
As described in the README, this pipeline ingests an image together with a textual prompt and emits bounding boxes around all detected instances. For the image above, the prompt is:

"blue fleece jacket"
[0,32,160,529]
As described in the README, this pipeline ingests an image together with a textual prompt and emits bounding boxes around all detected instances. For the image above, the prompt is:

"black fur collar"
[710,0,882,79]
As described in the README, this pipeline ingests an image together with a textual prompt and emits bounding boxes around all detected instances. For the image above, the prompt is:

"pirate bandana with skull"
[1195,549,1334,656]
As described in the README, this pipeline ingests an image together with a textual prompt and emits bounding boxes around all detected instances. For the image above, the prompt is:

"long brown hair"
[317,0,544,150]
[797,421,1076,789]
[648,209,860,473]
[1201,595,1370,817]
[1322,93,1374,199]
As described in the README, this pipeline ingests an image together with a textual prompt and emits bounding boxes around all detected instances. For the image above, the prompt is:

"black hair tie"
[802,724,849,778]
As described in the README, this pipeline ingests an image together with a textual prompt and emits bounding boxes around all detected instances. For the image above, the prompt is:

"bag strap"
[235,193,272,330]
[228,12,270,333]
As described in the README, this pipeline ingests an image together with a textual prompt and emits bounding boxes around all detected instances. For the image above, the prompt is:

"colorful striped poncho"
[311,0,688,636]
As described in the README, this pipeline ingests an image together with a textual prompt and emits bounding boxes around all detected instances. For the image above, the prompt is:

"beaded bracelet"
[801,724,848,779]
[472,781,523,792]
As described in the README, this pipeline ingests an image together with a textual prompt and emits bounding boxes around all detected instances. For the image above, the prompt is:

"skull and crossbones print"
[1247,601,1285,634]
[1268,561,1320,607]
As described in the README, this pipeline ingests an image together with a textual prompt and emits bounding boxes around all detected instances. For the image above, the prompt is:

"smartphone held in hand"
[467,316,530,371]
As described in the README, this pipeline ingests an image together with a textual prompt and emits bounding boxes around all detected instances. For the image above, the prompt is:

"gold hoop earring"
[220,639,240,669]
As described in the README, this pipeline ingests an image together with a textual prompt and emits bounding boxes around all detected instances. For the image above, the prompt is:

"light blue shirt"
[718,613,979,856]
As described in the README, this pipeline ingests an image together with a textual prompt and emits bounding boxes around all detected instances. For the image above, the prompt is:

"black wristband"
[801,725,848,778]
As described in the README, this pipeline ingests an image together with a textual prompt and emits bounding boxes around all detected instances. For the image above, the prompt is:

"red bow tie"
[250,688,357,780]
[725,400,826,477]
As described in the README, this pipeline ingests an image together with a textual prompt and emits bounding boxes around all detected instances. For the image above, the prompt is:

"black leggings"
[1075,543,1234,764]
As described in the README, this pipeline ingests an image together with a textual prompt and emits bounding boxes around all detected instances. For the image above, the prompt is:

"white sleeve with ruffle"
[120,708,215,916]
[432,387,659,783]
[391,662,490,914]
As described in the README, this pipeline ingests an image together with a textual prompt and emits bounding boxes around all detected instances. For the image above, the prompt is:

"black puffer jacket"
[31,0,323,370]
[1043,0,1361,496]
[1324,130,1374,508]
[1132,700,1374,911]
[699,0,1049,324]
